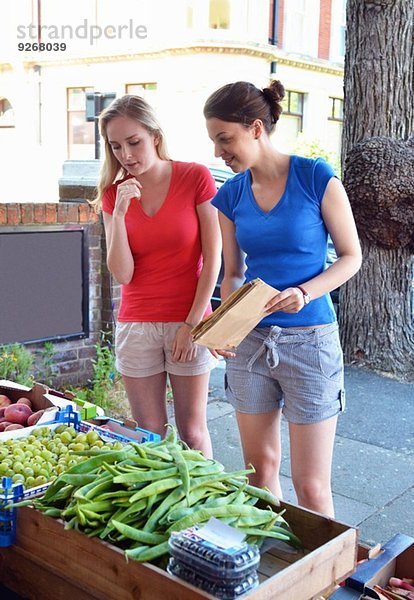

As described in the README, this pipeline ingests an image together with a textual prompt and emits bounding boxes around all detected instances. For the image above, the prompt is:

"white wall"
[0,0,343,202]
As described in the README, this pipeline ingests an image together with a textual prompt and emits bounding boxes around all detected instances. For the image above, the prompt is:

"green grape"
[11,473,25,484]
[12,461,25,474]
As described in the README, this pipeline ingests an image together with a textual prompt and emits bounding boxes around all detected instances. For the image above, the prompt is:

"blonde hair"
[92,95,170,210]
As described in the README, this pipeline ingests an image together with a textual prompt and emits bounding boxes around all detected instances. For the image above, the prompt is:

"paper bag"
[191,278,279,350]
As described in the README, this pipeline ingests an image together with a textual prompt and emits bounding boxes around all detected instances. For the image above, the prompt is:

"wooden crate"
[0,501,357,600]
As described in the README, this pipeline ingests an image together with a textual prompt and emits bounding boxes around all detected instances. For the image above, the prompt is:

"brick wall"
[268,1,284,48]
[318,0,332,60]
[0,202,120,389]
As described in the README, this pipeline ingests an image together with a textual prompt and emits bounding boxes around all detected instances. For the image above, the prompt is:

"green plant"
[39,341,56,387]
[69,332,122,413]
[0,343,33,386]
[293,135,342,176]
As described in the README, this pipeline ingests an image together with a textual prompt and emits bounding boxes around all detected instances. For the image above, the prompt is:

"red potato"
[16,397,33,409]
[0,394,12,408]
[0,421,12,432]
[4,403,32,426]
[0,407,7,419]
[4,423,24,431]
[27,409,45,427]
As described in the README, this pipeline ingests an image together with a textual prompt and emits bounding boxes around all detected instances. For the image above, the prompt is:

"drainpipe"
[34,64,42,145]
[269,0,279,74]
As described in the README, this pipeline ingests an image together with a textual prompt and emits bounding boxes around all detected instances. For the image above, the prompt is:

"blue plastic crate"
[0,477,24,547]
[80,417,161,444]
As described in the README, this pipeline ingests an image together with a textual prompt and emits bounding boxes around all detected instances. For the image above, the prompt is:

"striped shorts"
[224,322,345,424]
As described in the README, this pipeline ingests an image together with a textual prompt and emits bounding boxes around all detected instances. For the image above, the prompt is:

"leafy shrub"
[294,135,342,176]
[0,343,33,386]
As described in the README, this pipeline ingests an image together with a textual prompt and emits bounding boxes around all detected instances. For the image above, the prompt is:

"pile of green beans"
[19,428,301,563]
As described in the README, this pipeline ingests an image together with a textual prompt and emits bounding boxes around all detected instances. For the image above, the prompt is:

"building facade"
[0,0,346,203]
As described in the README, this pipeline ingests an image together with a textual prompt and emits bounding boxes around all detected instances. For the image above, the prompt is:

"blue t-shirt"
[211,156,337,327]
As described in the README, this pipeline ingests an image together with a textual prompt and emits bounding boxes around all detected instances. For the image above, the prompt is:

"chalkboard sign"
[0,226,89,344]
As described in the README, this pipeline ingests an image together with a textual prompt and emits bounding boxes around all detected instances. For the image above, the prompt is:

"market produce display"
[15,428,302,563]
[0,424,124,487]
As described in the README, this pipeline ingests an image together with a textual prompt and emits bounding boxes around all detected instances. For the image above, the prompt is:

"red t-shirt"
[102,161,217,322]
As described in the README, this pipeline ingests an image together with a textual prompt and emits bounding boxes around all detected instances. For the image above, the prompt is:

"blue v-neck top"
[211,155,337,327]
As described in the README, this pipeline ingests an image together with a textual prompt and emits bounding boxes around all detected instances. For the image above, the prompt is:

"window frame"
[66,86,94,159]
[328,97,344,123]
[281,90,305,133]
[0,97,15,128]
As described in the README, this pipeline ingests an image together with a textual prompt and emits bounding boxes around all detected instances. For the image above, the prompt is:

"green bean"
[78,500,113,513]
[111,521,167,545]
[142,486,186,532]
[229,478,281,508]
[84,479,116,501]
[164,424,177,444]
[168,443,190,503]
[139,447,173,462]
[113,466,178,485]
[181,449,207,462]
[75,505,87,526]
[43,484,75,504]
[190,468,254,491]
[64,515,78,530]
[129,442,147,458]
[96,490,137,501]
[74,473,113,501]
[129,477,181,504]
[43,507,62,518]
[127,456,173,469]
[60,474,97,486]
[123,545,150,561]
[41,479,76,502]
[164,487,217,523]
[167,505,274,533]
[239,526,302,548]
[64,449,132,474]
[188,461,225,476]
[126,541,170,562]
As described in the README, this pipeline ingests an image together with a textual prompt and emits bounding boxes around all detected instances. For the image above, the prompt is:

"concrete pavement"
[206,362,414,546]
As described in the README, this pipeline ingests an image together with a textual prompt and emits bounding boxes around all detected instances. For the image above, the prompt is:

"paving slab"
[330,435,414,507]
[357,486,414,546]
[338,367,414,454]
[208,411,244,473]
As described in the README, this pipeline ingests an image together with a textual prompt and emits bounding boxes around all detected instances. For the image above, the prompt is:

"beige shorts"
[115,321,217,378]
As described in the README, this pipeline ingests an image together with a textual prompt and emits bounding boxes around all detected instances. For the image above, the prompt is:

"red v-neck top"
[102,161,217,322]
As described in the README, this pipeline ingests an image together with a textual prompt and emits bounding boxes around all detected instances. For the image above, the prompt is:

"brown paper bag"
[191,278,279,350]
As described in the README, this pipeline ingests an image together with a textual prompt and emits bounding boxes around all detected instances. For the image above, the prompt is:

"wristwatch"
[297,285,311,305]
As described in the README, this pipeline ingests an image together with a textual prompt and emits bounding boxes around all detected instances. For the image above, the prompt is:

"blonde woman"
[95,95,221,456]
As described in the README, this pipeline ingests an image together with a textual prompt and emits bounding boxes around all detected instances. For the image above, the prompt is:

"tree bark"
[340,0,414,381]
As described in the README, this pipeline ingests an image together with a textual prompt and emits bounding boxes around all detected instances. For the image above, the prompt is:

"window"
[330,0,347,61]
[67,87,94,159]
[209,0,230,29]
[329,97,344,122]
[327,97,344,156]
[276,90,305,151]
[281,90,304,131]
[0,98,15,127]
[283,0,319,57]
[126,82,157,97]
[186,0,194,28]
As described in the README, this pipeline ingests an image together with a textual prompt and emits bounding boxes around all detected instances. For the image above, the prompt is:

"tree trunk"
[340,0,414,381]
[340,245,414,381]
